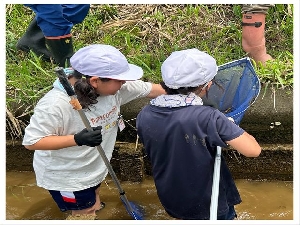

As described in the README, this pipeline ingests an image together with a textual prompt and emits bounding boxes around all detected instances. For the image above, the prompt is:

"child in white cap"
[136,48,261,220]
[22,44,166,220]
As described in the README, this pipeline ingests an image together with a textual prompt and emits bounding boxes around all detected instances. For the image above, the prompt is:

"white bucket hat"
[161,48,218,89]
[70,44,143,80]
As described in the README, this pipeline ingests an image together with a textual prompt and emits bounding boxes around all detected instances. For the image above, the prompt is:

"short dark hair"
[160,81,201,95]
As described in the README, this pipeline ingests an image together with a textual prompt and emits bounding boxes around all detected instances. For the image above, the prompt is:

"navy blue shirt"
[136,104,244,219]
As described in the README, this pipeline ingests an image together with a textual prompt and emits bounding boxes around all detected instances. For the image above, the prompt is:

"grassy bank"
[6,4,294,139]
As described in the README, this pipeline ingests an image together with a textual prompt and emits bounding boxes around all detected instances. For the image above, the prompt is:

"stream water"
[6,171,293,221]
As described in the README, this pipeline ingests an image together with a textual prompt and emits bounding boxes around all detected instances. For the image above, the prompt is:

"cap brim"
[108,64,143,81]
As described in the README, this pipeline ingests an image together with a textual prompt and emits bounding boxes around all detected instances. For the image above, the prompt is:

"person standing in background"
[242,4,274,65]
[16,4,90,67]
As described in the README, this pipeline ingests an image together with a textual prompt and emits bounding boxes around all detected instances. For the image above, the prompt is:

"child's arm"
[226,131,261,157]
[146,83,166,98]
[24,126,102,150]
[24,135,77,150]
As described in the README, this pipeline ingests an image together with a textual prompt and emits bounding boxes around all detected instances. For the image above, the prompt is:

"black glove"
[74,126,102,147]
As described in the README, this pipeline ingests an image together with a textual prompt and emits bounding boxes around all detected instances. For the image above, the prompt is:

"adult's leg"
[25,4,74,67]
[62,4,90,25]
[16,11,52,61]
[26,4,72,36]
[242,4,273,65]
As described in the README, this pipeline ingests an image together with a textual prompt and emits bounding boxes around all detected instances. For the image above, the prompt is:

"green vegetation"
[6,4,293,139]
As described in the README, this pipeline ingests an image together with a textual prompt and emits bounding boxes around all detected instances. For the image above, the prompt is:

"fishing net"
[207,58,261,220]
[202,57,261,125]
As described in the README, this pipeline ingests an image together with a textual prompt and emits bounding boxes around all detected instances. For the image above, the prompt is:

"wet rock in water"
[224,144,293,181]
[120,156,144,182]
[143,152,153,176]
[112,142,145,182]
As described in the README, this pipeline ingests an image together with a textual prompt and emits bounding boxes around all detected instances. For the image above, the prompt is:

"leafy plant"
[6,4,294,139]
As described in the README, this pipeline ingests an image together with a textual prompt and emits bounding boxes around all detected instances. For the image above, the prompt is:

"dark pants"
[24,4,90,36]
[217,205,237,220]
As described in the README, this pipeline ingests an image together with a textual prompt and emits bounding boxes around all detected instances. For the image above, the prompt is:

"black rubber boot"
[45,36,74,67]
[16,19,52,62]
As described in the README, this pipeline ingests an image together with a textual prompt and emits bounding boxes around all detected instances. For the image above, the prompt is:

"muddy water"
[6,171,293,220]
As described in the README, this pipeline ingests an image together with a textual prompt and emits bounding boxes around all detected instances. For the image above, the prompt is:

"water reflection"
[6,171,293,220]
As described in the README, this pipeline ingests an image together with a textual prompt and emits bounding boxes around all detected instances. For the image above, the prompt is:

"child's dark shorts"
[48,183,101,212]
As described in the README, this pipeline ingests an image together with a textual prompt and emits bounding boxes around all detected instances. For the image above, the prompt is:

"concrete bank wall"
[119,86,293,144]
[110,143,293,182]
[5,141,293,181]
[6,87,293,181]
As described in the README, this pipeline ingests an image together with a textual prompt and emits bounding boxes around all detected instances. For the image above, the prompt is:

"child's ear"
[207,81,213,90]
[89,77,99,88]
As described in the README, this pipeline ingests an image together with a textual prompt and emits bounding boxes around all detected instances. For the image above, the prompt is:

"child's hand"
[74,126,102,147]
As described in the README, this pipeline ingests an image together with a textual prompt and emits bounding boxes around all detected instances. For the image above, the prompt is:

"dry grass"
[6,4,293,140]
[90,4,240,55]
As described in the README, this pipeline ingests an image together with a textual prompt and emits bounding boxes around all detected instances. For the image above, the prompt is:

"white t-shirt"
[22,79,152,191]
